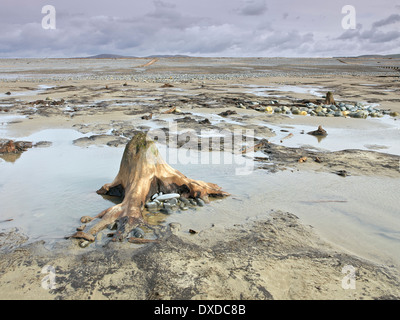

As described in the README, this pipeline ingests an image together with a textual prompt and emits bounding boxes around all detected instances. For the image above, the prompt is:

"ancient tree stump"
[324,92,335,105]
[70,132,229,242]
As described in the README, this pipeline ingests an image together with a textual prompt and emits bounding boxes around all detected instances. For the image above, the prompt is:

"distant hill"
[82,54,191,59]
[84,54,135,59]
[336,54,400,59]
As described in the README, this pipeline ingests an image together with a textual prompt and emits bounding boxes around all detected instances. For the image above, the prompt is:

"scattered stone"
[5,92,11,95]
[79,240,90,248]
[298,156,307,163]
[131,227,145,238]
[198,118,211,125]
[155,193,180,201]
[189,229,198,234]
[161,83,174,88]
[195,198,205,207]
[160,207,173,215]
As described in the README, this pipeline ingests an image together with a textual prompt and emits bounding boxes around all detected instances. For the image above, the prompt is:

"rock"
[291,108,300,115]
[160,207,173,215]
[198,118,211,125]
[145,201,159,210]
[166,198,178,206]
[79,240,90,248]
[315,106,323,113]
[195,198,205,207]
[265,106,273,113]
[155,193,180,201]
[179,197,191,206]
[5,92,11,95]
[131,227,145,238]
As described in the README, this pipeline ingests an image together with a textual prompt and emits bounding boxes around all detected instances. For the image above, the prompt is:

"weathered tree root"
[69,132,229,244]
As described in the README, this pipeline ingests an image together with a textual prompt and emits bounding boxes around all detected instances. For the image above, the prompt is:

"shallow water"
[0,126,399,269]
[261,118,400,156]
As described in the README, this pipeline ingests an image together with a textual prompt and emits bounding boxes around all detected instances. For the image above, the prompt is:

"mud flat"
[0,57,400,300]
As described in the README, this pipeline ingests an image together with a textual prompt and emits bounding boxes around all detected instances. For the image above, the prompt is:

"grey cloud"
[237,0,267,16]
[372,14,400,28]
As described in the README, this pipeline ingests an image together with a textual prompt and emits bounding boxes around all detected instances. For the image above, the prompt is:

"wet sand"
[0,57,400,300]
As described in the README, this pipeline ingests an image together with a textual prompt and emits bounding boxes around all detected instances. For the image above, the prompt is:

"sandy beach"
[0,57,400,300]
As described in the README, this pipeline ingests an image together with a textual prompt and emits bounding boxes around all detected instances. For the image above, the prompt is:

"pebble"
[155,193,180,201]
[195,198,205,207]
[160,207,173,215]
[131,227,145,238]
[79,240,90,248]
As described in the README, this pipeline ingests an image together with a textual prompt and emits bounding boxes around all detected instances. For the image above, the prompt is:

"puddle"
[0,126,399,269]
[244,85,325,98]
[0,85,55,99]
[258,119,400,156]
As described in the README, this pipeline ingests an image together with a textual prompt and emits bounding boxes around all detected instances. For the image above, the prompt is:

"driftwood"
[70,132,229,242]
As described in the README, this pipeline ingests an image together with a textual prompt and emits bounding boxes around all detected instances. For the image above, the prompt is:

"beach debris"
[307,125,328,137]
[163,106,177,114]
[5,91,11,95]
[335,170,350,177]
[135,58,159,68]
[0,219,13,223]
[161,83,174,88]
[189,229,198,234]
[141,113,153,120]
[298,156,308,163]
[240,140,268,154]
[390,111,399,117]
[314,157,323,163]
[68,132,229,244]
[218,110,237,117]
[198,118,211,125]
[280,133,293,143]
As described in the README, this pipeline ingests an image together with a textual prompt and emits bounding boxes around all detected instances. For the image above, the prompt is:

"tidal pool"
[0,127,399,269]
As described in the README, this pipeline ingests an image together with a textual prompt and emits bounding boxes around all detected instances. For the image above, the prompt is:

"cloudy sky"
[1,0,400,58]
